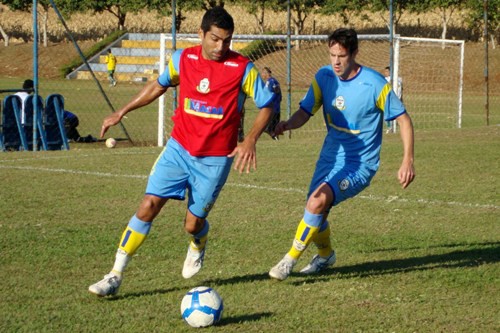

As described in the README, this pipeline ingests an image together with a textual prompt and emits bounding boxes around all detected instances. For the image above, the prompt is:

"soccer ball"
[105,138,116,148]
[181,286,223,328]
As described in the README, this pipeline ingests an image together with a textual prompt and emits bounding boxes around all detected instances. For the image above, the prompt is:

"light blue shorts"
[308,159,376,207]
[145,138,233,218]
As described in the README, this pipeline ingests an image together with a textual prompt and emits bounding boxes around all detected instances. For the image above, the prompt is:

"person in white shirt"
[384,67,403,133]
[14,79,34,125]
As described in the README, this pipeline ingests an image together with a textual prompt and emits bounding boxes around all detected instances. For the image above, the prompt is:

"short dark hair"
[200,6,234,34]
[22,79,34,90]
[263,66,272,74]
[328,28,358,55]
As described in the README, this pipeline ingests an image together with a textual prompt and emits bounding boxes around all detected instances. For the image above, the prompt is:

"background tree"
[466,0,499,48]
[320,0,368,26]
[237,0,281,34]
[1,0,83,47]
[369,0,421,34]
[276,0,325,36]
[83,0,152,31]
[414,0,466,40]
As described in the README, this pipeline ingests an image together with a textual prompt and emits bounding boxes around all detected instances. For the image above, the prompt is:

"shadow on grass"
[202,272,271,286]
[98,242,499,297]
[203,241,499,286]
[101,286,183,301]
[289,241,500,285]
[217,312,273,326]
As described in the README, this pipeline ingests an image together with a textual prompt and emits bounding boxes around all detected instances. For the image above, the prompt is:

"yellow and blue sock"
[313,220,333,257]
[111,215,152,276]
[189,220,209,253]
[287,210,323,260]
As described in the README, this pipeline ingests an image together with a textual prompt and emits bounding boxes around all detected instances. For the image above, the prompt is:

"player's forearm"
[284,108,310,131]
[245,107,273,143]
[397,113,415,163]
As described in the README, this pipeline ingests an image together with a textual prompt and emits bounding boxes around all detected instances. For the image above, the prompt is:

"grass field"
[0,125,498,332]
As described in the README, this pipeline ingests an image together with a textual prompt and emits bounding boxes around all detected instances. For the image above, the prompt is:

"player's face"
[329,43,358,80]
[260,69,270,81]
[199,26,232,61]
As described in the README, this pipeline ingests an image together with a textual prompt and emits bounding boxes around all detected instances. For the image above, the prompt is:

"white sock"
[111,249,131,277]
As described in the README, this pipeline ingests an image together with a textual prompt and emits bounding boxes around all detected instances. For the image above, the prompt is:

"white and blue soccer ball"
[181,286,224,328]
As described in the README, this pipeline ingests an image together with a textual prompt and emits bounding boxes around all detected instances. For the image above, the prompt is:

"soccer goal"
[157,33,464,145]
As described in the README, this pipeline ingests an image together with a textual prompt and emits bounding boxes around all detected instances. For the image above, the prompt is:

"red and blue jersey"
[158,45,274,157]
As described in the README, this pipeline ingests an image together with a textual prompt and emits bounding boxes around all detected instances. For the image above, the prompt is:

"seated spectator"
[14,79,34,124]
[63,110,96,143]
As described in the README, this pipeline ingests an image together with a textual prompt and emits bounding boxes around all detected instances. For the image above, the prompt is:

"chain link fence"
[1,15,498,149]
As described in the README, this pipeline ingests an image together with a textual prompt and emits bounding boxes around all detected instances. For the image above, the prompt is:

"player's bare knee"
[137,196,164,221]
[306,197,328,215]
[184,218,204,234]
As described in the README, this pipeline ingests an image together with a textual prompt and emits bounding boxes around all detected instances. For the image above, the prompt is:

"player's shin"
[287,210,323,260]
[189,220,209,253]
[313,220,333,257]
[112,215,152,276]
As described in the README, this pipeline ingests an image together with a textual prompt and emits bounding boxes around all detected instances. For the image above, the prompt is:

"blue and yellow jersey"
[300,65,406,169]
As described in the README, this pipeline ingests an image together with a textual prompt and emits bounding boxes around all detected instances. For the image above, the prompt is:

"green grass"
[0,125,498,332]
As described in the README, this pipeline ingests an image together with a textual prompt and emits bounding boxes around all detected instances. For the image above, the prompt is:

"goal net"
[158,33,464,145]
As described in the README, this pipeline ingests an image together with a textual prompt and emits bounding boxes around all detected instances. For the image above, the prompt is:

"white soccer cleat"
[269,255,297,281]
[182,247,205,279]
[299,251,336,275]
[88,273,122,297]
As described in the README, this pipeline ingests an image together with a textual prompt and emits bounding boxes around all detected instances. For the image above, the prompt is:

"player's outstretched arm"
[229,106,273,174]
[100,81,167,138]
[274,108,311,136]
[396,112,415,189]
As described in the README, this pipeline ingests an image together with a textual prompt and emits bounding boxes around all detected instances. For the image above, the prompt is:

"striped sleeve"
[241,62,274,109]
[157,49,182,87]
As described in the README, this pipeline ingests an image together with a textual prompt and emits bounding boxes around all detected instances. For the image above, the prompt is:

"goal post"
[158,33,465,146]
[397,37,465,129]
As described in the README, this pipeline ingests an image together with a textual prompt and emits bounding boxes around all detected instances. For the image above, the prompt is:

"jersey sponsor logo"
[338,178,350,191]
[187,54,198,60]
[334,96,346,111]
[184,97,224,119]
[197,78,210,94]
[224,61,239,67]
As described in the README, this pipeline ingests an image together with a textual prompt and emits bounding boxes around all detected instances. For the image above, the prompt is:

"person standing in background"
[105,49,117,87]
[261,66,282,140]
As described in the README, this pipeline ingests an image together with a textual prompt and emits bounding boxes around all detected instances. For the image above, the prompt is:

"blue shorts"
[146,138,233,218]
[308,158,376,207]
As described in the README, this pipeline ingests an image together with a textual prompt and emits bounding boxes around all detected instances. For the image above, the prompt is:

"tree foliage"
[466,0,499,44]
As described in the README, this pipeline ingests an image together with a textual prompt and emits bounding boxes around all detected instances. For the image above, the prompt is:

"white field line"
[0,164,498,210]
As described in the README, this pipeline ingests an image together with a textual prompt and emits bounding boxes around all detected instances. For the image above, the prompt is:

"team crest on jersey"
[334,96,346,111]
[197,78,210,94]
[338,178,350,191]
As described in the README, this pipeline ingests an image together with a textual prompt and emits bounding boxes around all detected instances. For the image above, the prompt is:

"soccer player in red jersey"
[89,6,275,297]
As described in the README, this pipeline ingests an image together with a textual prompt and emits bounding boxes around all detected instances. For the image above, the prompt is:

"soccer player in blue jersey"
[269,28,415,280]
